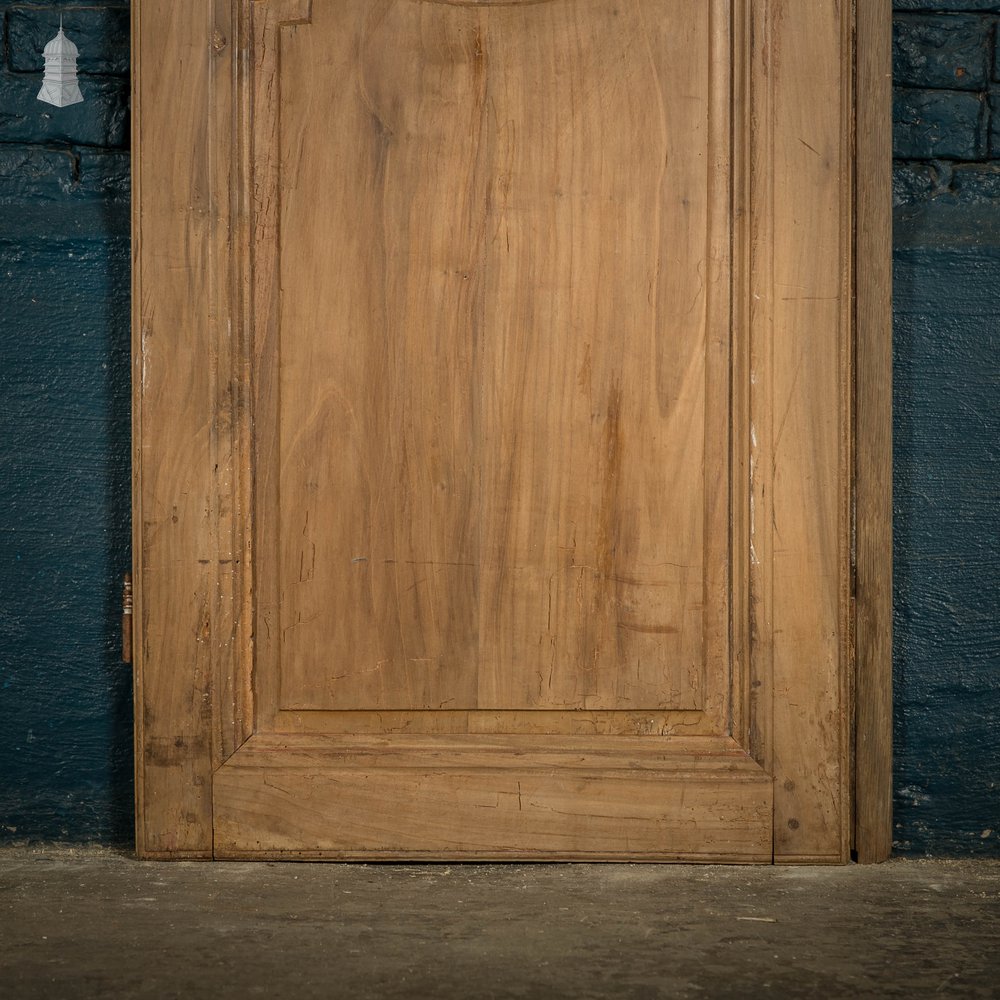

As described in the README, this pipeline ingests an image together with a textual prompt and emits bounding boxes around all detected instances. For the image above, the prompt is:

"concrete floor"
[0,849,998,999]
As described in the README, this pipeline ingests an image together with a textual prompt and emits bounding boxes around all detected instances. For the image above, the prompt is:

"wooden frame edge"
[130,0,145,861]
[853,0,894,864]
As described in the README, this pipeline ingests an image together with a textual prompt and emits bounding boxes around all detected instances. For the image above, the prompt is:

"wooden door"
[132,0,892,862]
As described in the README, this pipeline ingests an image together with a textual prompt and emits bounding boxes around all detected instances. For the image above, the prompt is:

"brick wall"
[0,3,129,210]
[892,1,1000,855]
[0,2,133,842]
[0,3,996,853]
[894,1,1000,195]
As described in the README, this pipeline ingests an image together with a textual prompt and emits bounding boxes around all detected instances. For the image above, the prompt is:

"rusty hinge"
[122,572,133,663]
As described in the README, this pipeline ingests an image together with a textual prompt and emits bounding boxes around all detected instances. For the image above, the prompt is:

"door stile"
[744,0,775,792]
[747,0,854,864]
[133,0,218,858]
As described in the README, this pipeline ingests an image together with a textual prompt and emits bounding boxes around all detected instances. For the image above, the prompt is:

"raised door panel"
[257,0,731,726]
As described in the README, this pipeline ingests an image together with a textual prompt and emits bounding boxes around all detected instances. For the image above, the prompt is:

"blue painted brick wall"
[0,1,132,842]
[892,1,1000,854]
[0,3,997,854]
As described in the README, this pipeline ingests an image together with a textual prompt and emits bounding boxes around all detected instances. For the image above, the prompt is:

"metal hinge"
[122,572,133,663]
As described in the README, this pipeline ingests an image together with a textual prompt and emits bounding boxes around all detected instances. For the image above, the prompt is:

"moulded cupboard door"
[132,0,893,861]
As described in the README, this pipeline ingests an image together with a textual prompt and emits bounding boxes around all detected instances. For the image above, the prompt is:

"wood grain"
[263,0,731,718]
[208,0,252,764]
[132,0,216,858]
[214,735,773,861]
[854,0,894,864]
[133,0,891,861]
[747,0,853,863]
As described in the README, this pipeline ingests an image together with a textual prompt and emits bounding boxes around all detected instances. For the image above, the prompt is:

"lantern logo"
[38,18,84,108]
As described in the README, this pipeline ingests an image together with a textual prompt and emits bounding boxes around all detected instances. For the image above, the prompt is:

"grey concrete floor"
[0,849,998,999]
